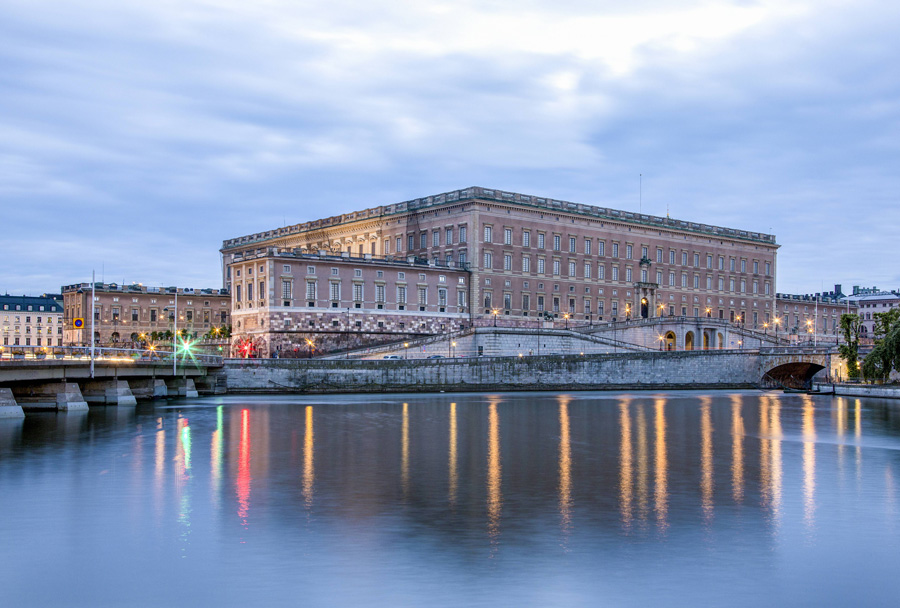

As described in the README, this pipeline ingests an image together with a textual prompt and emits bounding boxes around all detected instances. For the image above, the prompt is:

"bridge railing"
[759,345,834,355]
[0,345,223,366]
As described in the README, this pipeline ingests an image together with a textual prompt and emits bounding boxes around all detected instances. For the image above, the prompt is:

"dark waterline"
[1,391,898,607]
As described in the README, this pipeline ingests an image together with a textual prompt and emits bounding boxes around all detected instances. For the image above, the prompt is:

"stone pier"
[129,378,169,400]
[80,380,138,406]
[11,382,89,411]
[166,378,199,398]
[0,388,25,418]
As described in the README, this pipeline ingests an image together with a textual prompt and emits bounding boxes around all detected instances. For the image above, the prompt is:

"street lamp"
[773,316,781,344]
[450,340,456,358]
[658,335,664,351]
[706,307,711,318]
[403,342,409,359]
[625,304,631,321]
[563,313,570,329]
[491,308,499,327]
[306,338,315,359]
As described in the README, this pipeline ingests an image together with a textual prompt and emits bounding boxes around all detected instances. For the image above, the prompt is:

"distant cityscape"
[2,186,897,356]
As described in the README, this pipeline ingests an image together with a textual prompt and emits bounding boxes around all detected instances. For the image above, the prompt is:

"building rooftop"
[848,291,900,302]
[776,292,849,305]
[222,186,778,250]
[61,282,229,296]
[0,295,63,313]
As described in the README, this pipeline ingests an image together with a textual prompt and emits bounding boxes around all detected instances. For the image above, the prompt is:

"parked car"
[426,355,445,359]
[383,355,401,359]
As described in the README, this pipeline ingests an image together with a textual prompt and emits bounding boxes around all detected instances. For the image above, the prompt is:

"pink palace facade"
[221,187,779,356]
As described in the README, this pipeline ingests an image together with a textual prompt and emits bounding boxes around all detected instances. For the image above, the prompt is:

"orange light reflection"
[236,409,251,531]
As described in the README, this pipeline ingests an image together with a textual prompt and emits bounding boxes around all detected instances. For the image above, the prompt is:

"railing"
[0,345,224,366]
[759,346,834,355]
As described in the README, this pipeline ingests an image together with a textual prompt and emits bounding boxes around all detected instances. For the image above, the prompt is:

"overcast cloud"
[1,0,898,295]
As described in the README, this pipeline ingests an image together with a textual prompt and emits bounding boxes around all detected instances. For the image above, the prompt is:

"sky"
[2,0,898,296]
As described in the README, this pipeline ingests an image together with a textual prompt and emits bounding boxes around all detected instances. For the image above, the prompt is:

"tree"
[838,313,861,379]
[862,311,900,382]
[873,309,900,341]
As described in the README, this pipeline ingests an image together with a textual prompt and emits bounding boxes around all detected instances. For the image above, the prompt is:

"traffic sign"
[73,318,84,329]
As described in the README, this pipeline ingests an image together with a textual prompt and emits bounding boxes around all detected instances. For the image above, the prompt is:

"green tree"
[873,309,900,341]
[838,313,861,379]
[862,310,900,382]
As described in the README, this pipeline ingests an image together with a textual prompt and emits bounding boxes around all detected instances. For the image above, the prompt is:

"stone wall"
[224,350,762,394]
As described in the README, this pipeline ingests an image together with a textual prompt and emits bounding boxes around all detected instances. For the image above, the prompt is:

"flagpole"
[90,271,95,379]
[173,289,178,375]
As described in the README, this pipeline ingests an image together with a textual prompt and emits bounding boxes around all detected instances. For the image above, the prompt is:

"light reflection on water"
[1,391,900,607]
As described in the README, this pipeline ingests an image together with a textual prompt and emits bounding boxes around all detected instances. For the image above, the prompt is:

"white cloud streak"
[0,0,898,294]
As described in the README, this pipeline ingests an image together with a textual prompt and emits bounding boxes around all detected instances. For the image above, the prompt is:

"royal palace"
[221,187,780,356]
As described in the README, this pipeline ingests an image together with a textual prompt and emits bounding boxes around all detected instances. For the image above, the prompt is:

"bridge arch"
[685,331,695,351]
[761,362,826,390]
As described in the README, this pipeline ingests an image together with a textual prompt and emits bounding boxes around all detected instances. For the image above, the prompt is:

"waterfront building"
[61,282,231,346]
[775,287,857,342]
[221,186,779,356]
[0,294,64,348]
[847,289,899,339]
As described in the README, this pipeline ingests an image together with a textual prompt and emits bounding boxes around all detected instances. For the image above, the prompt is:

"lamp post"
[706,307,711,318]
[774,316,781,344]
[563,313,570,330]
[492,308,499,327]
[404,342,409,359]
[658,335,664,351]
[306,338,315,359]
[163,289,178,375]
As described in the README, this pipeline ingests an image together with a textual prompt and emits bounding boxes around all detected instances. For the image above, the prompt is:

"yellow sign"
[73,318,85,329]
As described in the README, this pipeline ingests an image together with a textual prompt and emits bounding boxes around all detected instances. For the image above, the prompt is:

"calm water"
[1,391,899,607]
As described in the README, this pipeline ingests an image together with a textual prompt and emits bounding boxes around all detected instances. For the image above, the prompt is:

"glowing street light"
[491,308,500,327]
[563,312,570,329]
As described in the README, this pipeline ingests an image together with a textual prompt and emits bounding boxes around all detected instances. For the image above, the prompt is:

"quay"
[0,342,842,416]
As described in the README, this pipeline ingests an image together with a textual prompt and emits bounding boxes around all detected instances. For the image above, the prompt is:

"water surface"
[1,391,898,607]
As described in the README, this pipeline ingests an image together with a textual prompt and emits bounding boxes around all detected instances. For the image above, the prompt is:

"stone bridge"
[0,351,224,417]
[757,347,834,389]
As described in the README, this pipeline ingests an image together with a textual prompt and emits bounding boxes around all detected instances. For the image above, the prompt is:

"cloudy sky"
[2,0,898,296]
